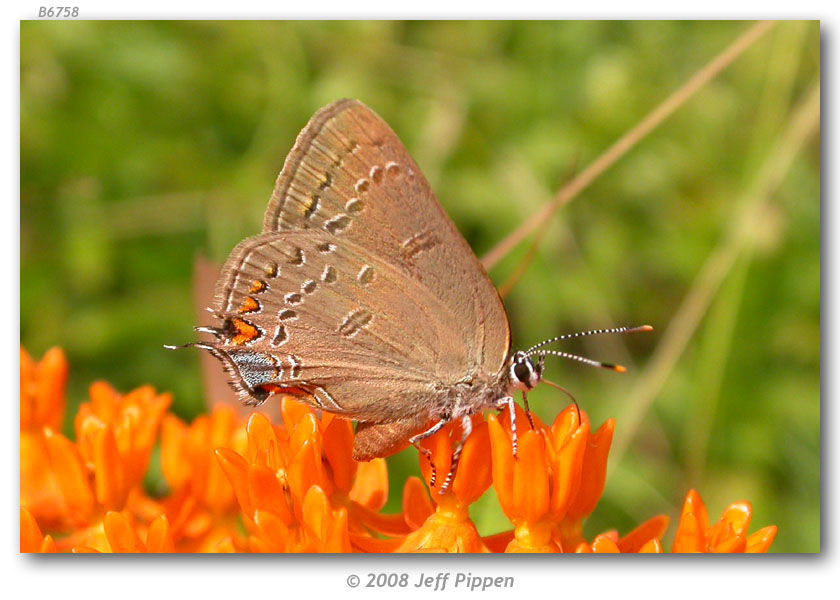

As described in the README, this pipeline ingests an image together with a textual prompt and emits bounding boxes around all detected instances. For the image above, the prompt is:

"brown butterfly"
[169,99,649,492]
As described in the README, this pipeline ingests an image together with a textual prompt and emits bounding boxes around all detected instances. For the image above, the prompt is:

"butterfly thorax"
[428,370,510,420]
[425,349,543,421]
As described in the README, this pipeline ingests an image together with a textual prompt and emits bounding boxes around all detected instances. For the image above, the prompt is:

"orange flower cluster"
[20,347,777,553]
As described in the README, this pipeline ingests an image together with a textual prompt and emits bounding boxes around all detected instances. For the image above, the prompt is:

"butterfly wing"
[211,228,476,422]
[204,99,510,430]
[261,99,510,376]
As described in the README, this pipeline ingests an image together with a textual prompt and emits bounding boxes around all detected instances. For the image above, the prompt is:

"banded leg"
[507,396,518,458]
[409,416,450,488]
[495,396,519,458]
[522,391,535,430]
[438,415,472,495]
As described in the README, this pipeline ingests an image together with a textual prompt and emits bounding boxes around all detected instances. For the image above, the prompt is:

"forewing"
[262,99,510,375]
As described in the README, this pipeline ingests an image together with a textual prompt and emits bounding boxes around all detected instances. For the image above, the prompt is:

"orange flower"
[556,411,615,550]
[672,489,778,553]
[74,382,171,496]
[27,377,170,550]
[106,512,175,552]
[215,403,356,552]
[20,347,68,530]
[70,512,176,553]
[488,403,615,552]
[395,415,492,553]
[160,404,247,551]
[21,347,67,432]
[573,516,669,553]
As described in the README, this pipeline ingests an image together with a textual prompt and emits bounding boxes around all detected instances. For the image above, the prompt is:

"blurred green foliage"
[21,21,819,552]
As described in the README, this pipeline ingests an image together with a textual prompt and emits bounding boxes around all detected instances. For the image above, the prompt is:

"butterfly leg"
[522,391,535,430]
[438,415,472,495]
[409,416,450,489]
[494,396,519,458]
[498,395,518,459]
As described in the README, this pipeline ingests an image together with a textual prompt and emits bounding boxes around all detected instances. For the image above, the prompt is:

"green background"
[20,21,820,552]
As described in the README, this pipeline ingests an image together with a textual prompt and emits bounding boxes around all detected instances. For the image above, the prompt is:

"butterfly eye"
[513,359,533,387]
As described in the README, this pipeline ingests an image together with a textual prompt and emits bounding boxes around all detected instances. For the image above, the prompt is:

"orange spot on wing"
[231,318,260,345]
[249,280,267,294]
[239,297,260,314]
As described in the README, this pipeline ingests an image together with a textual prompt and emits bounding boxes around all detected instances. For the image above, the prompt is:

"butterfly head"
[508,350,544,392]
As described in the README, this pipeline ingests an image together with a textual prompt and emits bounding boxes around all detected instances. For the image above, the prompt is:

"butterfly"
[169,99,649,493]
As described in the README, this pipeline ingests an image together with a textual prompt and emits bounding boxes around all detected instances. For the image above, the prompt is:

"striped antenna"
[532,349,627,373]
[524,324,653,355]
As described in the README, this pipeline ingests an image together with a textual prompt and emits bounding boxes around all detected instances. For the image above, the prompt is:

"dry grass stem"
[610,81,820,467]
[481,20,778,271]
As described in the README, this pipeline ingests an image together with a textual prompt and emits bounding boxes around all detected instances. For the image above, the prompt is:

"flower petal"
[215,448,253,521]
[145,515,175,553]
[402,477,434,530]
[452,417,491,505]
[288,439,327,508]
[487,413,515,517]
[214,537,236,552]
[719,501,752,538]
[43,428,94,522]
[513,430,549,522]
[617,515,669,553]
[550,404,582,450]
[565,419,614,521]
[160,414,189,489]
[248,464,292,524]
[252,510,291,552]
[325,507,351,552]
[590,534,620,553]
[672,489,710,553]
[713,533,746,553]
[348,502,412,537]
[419,426,452,494]
[88,381,120,423]
[322,417,356,492]
[205,408,242,510]
[94,426,127,510]
[746,525,778,553]
[349,458,388,511]
[20,507,49,553]
[281,397,311,431]
[21,347,67,431]
[549,422,589,519]
[246,412,281,468]
[301,485,331,542]
[289,413,321,456]
[104,511,144,552]
[638,538,663,553]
